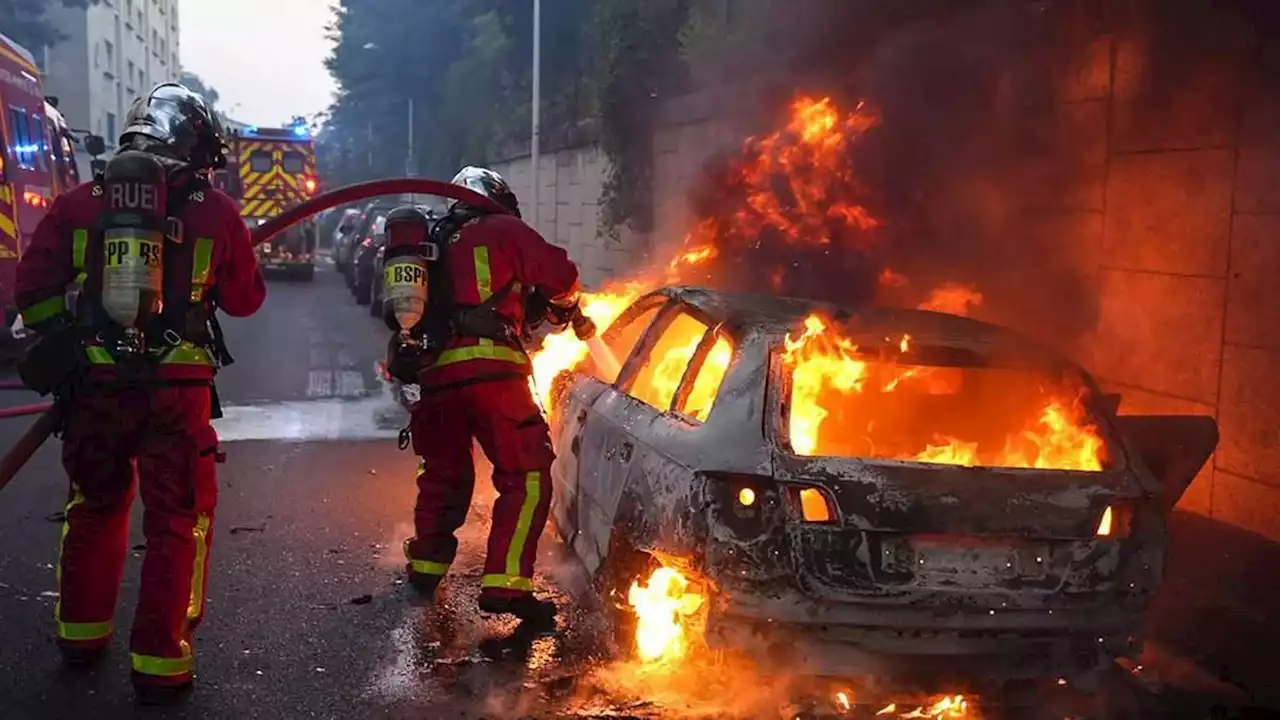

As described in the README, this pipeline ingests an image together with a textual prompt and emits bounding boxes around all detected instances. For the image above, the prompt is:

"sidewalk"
[1144,510,1280,708]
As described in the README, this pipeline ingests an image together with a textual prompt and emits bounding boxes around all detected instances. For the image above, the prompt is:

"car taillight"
[785,485,838,524]
[1096,503,1133,539]
[361,237,372,248]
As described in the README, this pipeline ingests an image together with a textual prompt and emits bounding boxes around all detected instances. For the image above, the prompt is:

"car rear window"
[778,320,1108,472]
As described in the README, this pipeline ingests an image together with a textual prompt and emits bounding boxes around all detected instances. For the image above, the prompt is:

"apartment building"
[39,0,182,176]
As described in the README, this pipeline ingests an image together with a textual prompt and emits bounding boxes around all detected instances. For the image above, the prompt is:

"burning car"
[545,285,1217,687]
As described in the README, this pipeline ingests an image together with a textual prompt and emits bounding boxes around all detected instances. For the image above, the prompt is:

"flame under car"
[547,287,1217,685]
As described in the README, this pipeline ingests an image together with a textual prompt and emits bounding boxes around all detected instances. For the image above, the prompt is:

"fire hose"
[0,177,509,495]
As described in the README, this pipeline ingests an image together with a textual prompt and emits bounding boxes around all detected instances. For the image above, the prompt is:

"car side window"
[672,330,733,423]
[625,311,712,413]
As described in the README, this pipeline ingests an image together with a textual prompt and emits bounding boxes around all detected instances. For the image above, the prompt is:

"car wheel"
[355,276,372,305]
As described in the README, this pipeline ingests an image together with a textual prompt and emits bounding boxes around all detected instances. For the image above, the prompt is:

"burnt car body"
[547,286,1216,685]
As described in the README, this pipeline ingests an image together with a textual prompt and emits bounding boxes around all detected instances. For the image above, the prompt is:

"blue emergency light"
[292,125,309,138]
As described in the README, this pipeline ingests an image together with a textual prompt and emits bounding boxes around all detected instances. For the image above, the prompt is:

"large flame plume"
[782,309,1106,471]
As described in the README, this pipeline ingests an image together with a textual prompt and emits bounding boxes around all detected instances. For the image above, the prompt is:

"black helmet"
[120,83,226,170]
[449,166,519,218]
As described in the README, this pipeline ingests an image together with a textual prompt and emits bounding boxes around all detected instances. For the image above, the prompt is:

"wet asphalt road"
[0,262,607,719]
[0,261,1274,719]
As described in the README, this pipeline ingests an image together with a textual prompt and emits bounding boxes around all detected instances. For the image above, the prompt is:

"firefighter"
[392,166,590,627]
[13,83,265,704]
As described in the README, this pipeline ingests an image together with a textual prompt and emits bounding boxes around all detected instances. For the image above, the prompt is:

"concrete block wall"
[491,146,646,288]
[1068,17,1280,539]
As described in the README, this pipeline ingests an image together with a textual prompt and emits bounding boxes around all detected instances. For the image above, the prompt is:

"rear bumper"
[705,594,1139,681]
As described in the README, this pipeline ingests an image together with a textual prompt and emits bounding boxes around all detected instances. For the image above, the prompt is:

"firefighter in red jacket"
[390,166,590,627]
[14,83,265,704]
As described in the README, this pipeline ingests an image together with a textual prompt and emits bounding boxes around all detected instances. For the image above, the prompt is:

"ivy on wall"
[591,0,691,241]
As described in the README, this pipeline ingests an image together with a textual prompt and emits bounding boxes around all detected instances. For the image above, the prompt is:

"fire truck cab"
[0,32,98,344]
[222,120,320,281]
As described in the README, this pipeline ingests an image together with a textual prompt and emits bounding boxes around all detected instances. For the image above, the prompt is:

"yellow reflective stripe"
[72,228,88,287]
[473,245,491,301]
[186,514,211,621]
[54,484,86,623]
[431,343,528,368]
[20,295,66,325]
[72,229,87,270]
[84,343,213,366]
[505,471,542,579]
[409,559,451,576]
[190,238,214,303]
[481,574,535,592]
[58,619,113,642]
[159,343,212,366]
[131,642,193,677]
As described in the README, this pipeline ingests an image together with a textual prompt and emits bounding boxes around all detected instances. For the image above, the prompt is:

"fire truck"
[0,32,99,342]
[217,119,320,281]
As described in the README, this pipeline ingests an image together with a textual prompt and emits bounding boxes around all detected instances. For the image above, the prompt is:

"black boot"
[478,593,557,629]
[406,567,443,599]
[134,679,193,706]
[59,644,107,668]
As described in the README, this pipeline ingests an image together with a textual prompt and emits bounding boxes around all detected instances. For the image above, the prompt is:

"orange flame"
[782,313,1105,471]
[627,567,705,664]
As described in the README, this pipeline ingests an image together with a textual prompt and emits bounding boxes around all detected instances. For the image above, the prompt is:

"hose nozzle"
[570,310,596,341]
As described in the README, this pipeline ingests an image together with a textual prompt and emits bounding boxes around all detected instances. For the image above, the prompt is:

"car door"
[574,304,734,573]
[550,298,667,551]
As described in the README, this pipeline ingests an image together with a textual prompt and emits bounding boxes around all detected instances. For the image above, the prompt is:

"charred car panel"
[548,286,1215,684]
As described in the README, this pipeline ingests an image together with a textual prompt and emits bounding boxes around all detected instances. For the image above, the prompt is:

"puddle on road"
[212,390,409,443]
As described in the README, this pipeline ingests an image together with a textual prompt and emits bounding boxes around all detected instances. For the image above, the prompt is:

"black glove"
[385,334,422,385]
[17,322,83,398]
[544,301,576,329]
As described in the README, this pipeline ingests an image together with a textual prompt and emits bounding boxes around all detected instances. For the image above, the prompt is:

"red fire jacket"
[16,180,266,381]
[421,213,580,389]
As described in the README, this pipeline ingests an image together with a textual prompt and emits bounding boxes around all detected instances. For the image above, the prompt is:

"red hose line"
[0,409,60,494]
[251,177,509,247]
[0,402,54,418]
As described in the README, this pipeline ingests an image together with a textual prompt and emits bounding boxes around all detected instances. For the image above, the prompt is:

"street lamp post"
[531,0,541,230]
[406,97,415,177]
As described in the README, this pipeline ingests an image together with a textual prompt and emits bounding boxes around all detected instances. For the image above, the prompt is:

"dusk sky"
[178,0,339,127]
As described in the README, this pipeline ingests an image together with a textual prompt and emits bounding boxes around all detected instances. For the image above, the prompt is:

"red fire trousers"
[404,377,554,598]
[55,385,218,687]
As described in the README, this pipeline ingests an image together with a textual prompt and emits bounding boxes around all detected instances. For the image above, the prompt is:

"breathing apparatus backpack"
[78,151,233,389]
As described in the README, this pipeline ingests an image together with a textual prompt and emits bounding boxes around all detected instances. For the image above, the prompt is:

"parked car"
[344,199,396,290]
[352,211,389,305]
[368,205,439,317]
[330,207,362,273]
[546,286,1217,689]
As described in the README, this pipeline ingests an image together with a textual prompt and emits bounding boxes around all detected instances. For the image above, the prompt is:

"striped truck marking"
[234,138,318,220]
[0,106,21,260]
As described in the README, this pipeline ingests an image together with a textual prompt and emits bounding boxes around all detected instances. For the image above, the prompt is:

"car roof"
[651,286,1077,370]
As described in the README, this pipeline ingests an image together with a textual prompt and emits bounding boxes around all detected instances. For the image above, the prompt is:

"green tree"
[320,0,595,188]
[0,0,98,53]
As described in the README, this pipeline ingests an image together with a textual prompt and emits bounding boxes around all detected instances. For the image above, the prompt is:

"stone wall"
[492,1,1280,542]
[490,146,646,289]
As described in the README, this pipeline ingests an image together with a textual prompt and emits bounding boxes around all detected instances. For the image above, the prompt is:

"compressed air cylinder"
[384,254,429,332]
[381,205,434,332]
[100,150,168,329]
